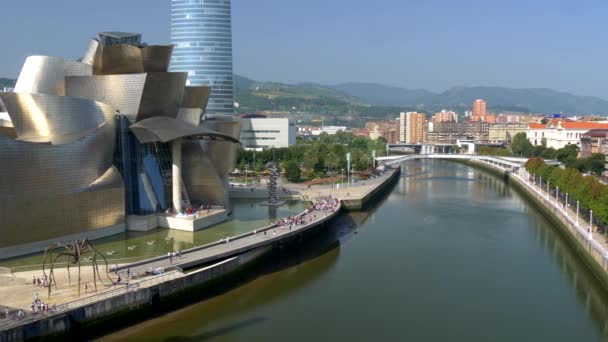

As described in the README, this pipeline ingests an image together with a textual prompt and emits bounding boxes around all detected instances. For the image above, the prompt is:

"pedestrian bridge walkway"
[377,154,559,172]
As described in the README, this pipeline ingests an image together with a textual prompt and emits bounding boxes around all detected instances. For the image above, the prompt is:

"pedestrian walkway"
[117,199,341,278]
[516,169,608,254]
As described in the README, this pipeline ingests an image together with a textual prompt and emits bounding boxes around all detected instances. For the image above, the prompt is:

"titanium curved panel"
[130,117,239,144]
[201,119,241,175]
[65,74,147,122]
[182,86,211,109]
[14,56,92,96]
[182,141,228,207]
[85,165,124,192]
[0,93,114,142]
[176,108,203,126]
[136,72,188,121]
[0,123,115,197]
[0,166,125,248]
[97,44,144,75]
[141,45,174,72]
[81,39,100,65]
[0,119,16,138]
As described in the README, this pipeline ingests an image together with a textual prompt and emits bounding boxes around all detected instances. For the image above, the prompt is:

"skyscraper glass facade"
[170,0,234,116]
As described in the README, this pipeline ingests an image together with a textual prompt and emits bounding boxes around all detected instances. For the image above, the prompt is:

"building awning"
[130,116,240,144]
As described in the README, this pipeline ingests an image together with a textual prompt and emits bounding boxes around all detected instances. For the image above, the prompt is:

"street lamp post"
[565,192,568,209]
[556,186,559,206]
[589,210,594,239]
[341,168,344,188]
[576,200,580,226]
[546,182,549,200]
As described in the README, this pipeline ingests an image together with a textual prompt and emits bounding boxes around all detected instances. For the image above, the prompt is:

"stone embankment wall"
[341,166,401,210]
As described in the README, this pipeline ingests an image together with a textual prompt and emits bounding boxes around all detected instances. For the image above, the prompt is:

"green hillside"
[234,75,415,120]
[0,78,15,88]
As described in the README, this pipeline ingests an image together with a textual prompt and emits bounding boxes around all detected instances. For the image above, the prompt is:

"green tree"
[324,151,341,173]
[283,160,301,183]
[303,145,321,171]
[510,132,533,157]
[555,144,579,167]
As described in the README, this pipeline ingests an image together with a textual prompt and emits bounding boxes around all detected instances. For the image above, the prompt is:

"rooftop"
[581,129,608,138]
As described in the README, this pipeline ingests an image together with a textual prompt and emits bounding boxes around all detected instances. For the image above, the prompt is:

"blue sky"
[1,0,607,98]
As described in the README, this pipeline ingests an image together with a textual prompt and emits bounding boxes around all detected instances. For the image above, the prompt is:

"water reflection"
[1,200,307,269]
[102,160,608,341]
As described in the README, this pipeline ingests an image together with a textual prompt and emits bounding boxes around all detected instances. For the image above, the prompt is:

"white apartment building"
[527,120,608,149]
[399,112,406,142]
[239,117,297,150]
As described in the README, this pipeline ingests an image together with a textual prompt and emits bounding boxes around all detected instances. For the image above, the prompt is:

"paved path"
[118,207,340,278]
[288,167,399,202]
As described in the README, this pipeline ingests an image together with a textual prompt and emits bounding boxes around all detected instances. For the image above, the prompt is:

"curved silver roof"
[0,92,115,144]
[130,116,240,144]
[14,56,92,96]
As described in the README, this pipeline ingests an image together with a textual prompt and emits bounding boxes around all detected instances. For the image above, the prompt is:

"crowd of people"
[30,293,55,314]
[271,196,341,231]
[310,197,340,212]
[32,275,48,288]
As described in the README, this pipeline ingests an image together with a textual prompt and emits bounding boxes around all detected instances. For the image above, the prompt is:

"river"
[101,160,608,341]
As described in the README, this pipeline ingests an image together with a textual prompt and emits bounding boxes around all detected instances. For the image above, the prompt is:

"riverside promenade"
[229,166,402,209]
[116,204,340,277]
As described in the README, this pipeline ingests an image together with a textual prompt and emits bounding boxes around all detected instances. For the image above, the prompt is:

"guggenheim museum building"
[0,32,241,258]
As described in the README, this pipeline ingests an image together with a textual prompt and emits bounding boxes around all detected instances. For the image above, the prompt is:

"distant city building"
[527,120,608,149]
[353,120,399,143]
[298,125,347,137]
[488,123,527,144]
[433,110,457,123]
[580,129,608,158]
[240,117,296,149]
[405,112,426,144]
[472,99,487,117]
[426,121,490,144]
[399,112,406,142]
[170,0,235,115]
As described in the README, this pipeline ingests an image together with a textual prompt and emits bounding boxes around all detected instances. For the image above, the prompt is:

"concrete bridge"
[377,154,560,173]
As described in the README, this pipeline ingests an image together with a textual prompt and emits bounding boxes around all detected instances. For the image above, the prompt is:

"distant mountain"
[4,73,605,115]
[235,74,362,104]
[332,82,608,115]
[331,82,434,107]
[417,86,608,115]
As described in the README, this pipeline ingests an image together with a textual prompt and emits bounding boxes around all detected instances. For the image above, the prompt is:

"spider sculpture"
[42,239,114,297]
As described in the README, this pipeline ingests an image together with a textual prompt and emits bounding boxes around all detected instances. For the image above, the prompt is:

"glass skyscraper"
[170,0,234,116]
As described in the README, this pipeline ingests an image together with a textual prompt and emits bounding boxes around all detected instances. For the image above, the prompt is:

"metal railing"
[516,169,608,264]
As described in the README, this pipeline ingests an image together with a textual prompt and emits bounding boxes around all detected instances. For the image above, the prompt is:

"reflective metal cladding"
[0,30,241,258]
[14,56,92,96]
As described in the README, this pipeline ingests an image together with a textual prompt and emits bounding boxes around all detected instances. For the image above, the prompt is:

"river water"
[102,160,608,341]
